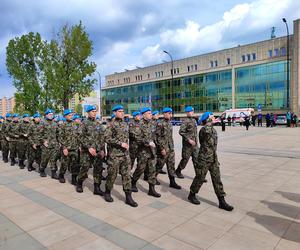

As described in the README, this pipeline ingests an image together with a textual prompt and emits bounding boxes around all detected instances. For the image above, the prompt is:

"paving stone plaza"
[0,126,300,250]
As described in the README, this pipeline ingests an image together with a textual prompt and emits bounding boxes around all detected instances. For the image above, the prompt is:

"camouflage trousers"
[2,140,9,161]
[60,150,80,175]
[105,154,131,192]
[190,160,226,198]
[133,149,156,185]
[18,140,29,161]
[77,151,103,184]
[27,145,42,167]
[156,148,176,177]
[40,146,60,171]
[177,144,199,171]
[9,141,18,160]
[0,139,2,151]
[129,142,139,168]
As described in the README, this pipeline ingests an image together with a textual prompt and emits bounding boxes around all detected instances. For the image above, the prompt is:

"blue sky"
[0,0,300,98]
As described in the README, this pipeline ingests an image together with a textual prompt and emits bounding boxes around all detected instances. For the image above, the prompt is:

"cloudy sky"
[1,0,300,98]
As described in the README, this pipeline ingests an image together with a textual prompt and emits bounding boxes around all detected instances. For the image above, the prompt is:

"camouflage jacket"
[155,118,174,152]
[0,122,3,140]
[40,119,59,148]
[1,120,11,141]
[137,118,156,156]
[198,124,218,163]
[59,120,81,151]
[179,117,198,146]
[105,118,129,157]
[129,119,140,144]
[18,121,31,141]
[80,117,102,151]
[95,121,105,152]
[6,121,20,142]
[28,121,43,146]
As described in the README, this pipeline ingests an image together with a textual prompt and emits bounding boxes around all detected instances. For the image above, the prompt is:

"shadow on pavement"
[276,191,300,203]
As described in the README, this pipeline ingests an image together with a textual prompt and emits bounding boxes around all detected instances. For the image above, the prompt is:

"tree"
[6,32,48,114]
[46,22,97,109]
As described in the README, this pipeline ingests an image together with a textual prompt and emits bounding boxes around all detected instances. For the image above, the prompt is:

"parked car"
[275,115,287,125]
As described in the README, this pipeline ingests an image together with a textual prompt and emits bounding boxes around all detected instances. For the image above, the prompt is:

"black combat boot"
[76,179,83,193]
[131,179,138,192]
[19,160,25,169]
[143,175,148,181]
[155,179,160,185]
[188,192,200,205]
[169,176,181,189]
[28,164,35,172]
[104,189,113,202]
[58,173,65,183]
[218,196,234,211]
[125,191,138,207]
[3,157,8,163]
[148,184,161,198]
[71,174,77,185]
[51,170,58,179]
[40,169,46,177]
[93,183,104,196]
[175,168,184,179]
[10,158,16,166]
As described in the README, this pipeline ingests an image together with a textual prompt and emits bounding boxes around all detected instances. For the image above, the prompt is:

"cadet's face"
[116,109,124,119]
[164,112,172,120]
[66,114,73,121]
[13,117,19,122]
[74,118,81,124]
[24,117,30,122]
[34,118,40,123]
[143,111,152,120]
[135,115,141,121]
[88,110,97,119]
[187,111,194,117]
[47,113,54,120]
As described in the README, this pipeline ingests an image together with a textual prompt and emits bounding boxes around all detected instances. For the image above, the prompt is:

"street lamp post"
[96,70,101,116]
[282,18,290,109]
[163,50,174,113]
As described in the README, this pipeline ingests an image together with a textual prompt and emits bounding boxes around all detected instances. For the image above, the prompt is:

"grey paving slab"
[70,213,104,229]
[51,204,80,218]
[141,244,164,250]
[90,222,118,237]
[148,201,169,210]
[0,214,10,225]
[0,233,45,250]
[0,222,24,241]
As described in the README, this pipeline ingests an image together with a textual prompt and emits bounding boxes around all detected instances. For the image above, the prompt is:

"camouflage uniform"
[40,119,60,173]
[155,118,176,177]
[105,118,131,192]
[190,124,226,197]
[77,117,105,184]
[1,119,11,162]
[132,118,156,185]
[176,117,199,172]
[93,122,106,182]
[0,121,3,152]
[58,120,81,176]
[27,120,43,170]
[129,119,140,168]
[6,121,20,162]
[17,120,31,166]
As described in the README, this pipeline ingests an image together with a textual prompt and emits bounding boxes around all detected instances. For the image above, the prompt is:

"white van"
[215,108,254,124]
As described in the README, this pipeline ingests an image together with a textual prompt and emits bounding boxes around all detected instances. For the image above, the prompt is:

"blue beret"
[85,105,97,113]
[33,113,41,118]
[63,109,73,116]
[152,110,159,116]
[72,114,80,121]
[185,106,194,112]
[198,111,213,124]
[23,114,30,118]
[45,109,54,115]
[111,113,116,119]
[61,117,66,122]
[162,107,173,113]
[13,114,19,118]
[6,113,12,118]
[0,116,4,119]
[112,105,124,112]
[132,111,141,117]
[140,107,151,114]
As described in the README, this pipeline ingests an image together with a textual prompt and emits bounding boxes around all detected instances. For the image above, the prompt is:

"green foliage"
[6,22,97,114]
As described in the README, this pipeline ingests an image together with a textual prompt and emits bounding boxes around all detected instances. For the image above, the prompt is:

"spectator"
[257,113,263,127]
[270,113,274,127]
[265,113,271,127]
[221,115,226,132]
[245,116,250,130]
[251,114,256,126]
[227,116,232,126]
[286,111,291,127]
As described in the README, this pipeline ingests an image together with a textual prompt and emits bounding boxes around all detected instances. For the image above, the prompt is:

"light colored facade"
[102,19,300,117]
[0,96,15,116]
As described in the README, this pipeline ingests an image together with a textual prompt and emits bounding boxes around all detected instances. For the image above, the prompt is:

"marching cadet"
[175,106,199,179]
[104,105,138,207]
[2,114,12,163]
[6,114,20,166]
[71,114,82,185]
[39,109,60,179]
[129,111,141,169]
[0,116,4,153]
[188,112,233,211]
[131,107,161,197]
[76,105,105,196]
[156,107,181,189]
[27,113,43,172]
[17,114,31,169]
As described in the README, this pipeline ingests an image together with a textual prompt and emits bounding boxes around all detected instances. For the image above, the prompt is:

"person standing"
[17,114,31,169]
[131,107,161,197]
[265,113,271,128]
[156,107,181,189]
[251,114,256,126]
[175,106,198,179]
[6,114,20,166]
[227,116,231,126]
[244,115,250,130]
[1,114,12,163]
[104,105,138,207]
[0,116,4,153]
[286,111,291,127]
[257,113,263,127]
[129,111,141,169]
[220,115,226,132]
[188,111,233,211]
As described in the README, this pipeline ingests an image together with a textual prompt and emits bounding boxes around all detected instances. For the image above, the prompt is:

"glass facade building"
[102,60,288,116]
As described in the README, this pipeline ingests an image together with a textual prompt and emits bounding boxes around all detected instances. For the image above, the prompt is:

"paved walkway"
[1,126,300,249]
